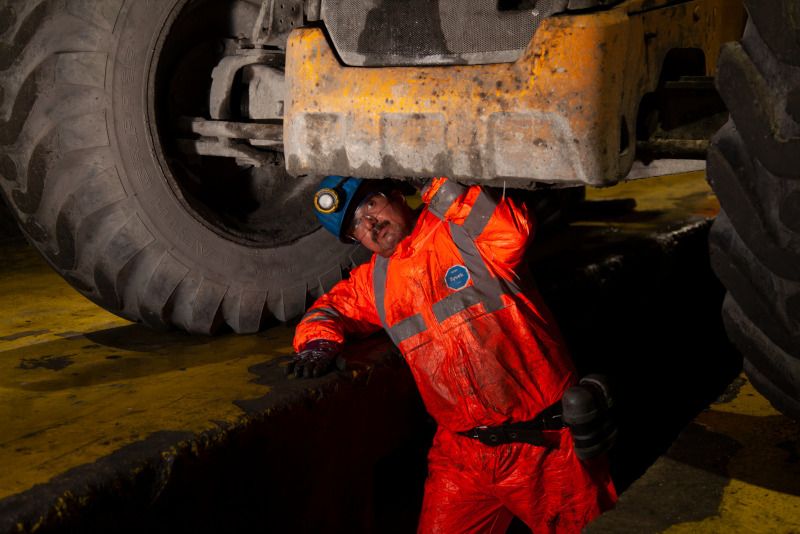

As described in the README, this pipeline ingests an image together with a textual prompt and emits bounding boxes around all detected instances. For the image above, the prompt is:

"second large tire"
[707,0,800,418]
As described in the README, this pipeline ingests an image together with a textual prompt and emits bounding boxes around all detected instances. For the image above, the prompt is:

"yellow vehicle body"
[285,0,745,187]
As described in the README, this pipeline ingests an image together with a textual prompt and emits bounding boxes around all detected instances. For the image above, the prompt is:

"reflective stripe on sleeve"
[429,181,467,220]
[302,315,336,324]
[462,189,498,237]
[301,305,342,322]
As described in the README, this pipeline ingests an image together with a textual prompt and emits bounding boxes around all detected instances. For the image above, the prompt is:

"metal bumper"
[284,0,743,187]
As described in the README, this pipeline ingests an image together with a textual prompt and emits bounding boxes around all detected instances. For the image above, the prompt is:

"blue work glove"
[286,339,342,378]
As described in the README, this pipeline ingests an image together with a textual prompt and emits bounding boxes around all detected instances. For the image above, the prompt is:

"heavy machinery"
[0,0,797,418]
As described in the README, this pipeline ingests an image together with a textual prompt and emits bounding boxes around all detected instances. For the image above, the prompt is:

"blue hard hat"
[313,176,365,242]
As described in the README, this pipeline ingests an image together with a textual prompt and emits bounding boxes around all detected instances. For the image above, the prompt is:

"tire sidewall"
[110,0,354,289]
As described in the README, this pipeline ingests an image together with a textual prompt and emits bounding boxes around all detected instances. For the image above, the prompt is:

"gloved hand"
[286,339,342,378]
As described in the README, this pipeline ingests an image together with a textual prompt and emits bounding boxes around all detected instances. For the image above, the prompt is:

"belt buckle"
[477,425,506,446]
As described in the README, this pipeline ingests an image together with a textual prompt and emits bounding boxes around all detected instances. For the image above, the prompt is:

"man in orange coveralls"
[289,175,617,533]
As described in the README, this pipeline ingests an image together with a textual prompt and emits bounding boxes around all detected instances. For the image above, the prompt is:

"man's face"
[348,190,414,257]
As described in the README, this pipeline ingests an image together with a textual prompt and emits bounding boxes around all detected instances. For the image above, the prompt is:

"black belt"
[458,401,564,447]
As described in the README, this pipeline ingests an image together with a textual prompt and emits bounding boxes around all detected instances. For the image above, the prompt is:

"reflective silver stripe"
[373,255,390,331]
[432,285,483,323]
[302,306,341,320]
[449,222,508,312]
[302,315,336,324]
[463,190,497,237]
[388,313,427,343]
[301,306,342,325]
[420,180,433,197]
[429,181,466,220]
[374,255,428,345]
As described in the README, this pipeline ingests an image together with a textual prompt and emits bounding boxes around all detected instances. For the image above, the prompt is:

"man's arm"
[290,259,383,377]
[470,189,534,275]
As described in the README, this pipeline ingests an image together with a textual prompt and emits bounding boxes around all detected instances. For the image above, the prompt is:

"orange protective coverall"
[294,179,616,533]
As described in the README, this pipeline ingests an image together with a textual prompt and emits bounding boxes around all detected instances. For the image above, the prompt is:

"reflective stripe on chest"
[373,181,520,347]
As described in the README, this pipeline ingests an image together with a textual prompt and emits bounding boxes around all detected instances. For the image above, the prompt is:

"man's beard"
[372,220,404,256]
[370,220,390,243]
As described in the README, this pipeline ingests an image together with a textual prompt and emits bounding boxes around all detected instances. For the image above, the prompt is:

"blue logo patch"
[445,265,470,291]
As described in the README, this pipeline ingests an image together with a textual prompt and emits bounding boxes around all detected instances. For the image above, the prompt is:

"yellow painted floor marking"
[664,377,800,533]
[0,243,293,498]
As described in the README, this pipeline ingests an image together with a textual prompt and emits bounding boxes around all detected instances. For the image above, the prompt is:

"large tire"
[707,0,800,418]
[0,0,366,334]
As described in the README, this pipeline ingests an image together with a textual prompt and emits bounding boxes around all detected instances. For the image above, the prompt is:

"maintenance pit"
[2,171,795,532]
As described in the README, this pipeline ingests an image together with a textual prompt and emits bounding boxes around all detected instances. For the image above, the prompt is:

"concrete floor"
[1,171,795,532]
[0,246,292,502]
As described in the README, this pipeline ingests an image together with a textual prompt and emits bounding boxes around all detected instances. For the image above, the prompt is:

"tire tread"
[709,6,800,419]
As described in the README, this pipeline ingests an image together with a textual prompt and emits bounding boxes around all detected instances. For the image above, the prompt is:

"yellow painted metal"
[285,0,745,184]
[664,376,800,533]
[0,244,293,499]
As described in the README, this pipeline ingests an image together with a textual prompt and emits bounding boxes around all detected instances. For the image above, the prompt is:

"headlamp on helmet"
[314,188,340,214]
